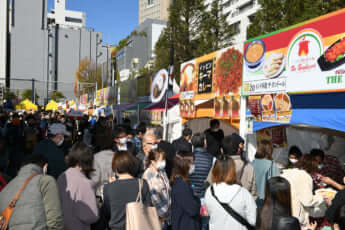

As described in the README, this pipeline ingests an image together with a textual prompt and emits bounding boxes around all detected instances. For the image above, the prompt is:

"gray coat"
[0,164,64,230]
[90,149,115,197]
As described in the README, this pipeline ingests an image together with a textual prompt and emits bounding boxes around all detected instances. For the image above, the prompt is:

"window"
[65,17,83,23]
[239,0,254,14]
[148,0,153,5]
[232,21,241,34]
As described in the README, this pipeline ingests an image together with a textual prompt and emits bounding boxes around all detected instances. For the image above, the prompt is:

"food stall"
[179,44,243,133]
[242,8,345,165]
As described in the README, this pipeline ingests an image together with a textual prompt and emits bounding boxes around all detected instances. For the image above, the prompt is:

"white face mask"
[156,160,166,170]
[212,128,219,132]
[151,144,158,150]
[119,137,127,145]
[318,164,324,170]
[57,136,64,146]
[289,158,298,164]
[189,164,195,175]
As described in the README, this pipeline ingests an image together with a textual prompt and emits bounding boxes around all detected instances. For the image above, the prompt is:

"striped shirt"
[190,147,214,198]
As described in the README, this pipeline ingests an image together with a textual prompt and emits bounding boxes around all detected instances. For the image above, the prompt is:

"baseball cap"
[48,123,71,136]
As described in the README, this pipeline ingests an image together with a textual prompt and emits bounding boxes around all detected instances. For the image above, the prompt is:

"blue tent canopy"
[252,92,345,132]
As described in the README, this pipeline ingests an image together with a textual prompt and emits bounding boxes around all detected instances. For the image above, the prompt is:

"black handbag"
[210,186,255,230]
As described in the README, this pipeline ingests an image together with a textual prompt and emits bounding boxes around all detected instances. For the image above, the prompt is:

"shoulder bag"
[210,186,255,230]
[126,179,161,230]
[0,173,38,230]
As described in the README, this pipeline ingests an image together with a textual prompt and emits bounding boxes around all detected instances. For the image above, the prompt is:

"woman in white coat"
[281,154,325,226]
[205,155,257,230]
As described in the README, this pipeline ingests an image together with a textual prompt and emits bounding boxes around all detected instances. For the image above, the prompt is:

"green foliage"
[199,0,234,54]
[117,30,148,51]
[21,89,39,102]
[154,0,208,83]
[247,0,345,40]
[50,91,65,102]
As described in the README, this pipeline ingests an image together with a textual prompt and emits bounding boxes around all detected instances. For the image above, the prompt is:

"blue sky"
[48,0,139,45]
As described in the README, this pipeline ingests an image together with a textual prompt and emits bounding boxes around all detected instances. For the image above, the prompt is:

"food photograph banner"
[213,95,241,119]
[243,8,345,96]
[180,44,243,101]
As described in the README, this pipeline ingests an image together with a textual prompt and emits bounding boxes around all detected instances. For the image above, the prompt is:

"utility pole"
[32,79,35,104]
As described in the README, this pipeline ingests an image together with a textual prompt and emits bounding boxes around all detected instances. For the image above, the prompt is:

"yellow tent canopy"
[16,99,38,111]
[45,100,58,111]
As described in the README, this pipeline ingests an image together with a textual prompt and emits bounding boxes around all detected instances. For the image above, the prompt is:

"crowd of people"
[1,111,345,230]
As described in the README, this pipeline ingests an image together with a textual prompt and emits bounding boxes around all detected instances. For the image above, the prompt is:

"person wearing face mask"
[112,126,137,155]
[142,149,171,230]
[136,133,158,177]
[0,155,64,230]
[172,128,193,153]
[204,119,224,158]
[286,146,302,169]
[33,123,69,179]
[171,151,201,230]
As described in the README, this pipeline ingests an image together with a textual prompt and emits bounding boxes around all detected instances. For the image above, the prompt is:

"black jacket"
[172,137,193,153]
[326,189,345,224]
[171,178,201,230]
[204,129,224,158]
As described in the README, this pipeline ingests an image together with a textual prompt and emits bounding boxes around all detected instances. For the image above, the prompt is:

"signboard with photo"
[243,8,345,95]
[180,44,243,100]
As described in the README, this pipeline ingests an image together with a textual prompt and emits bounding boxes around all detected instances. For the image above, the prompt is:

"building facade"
[138,0,172,25]
[47,0,86,29]
[7,0,108,103]
[116,19,166,81]
[0,0,7,86]
[206,0,260,44]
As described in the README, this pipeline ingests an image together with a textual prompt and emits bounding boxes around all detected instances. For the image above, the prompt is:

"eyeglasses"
[145,142,155,145]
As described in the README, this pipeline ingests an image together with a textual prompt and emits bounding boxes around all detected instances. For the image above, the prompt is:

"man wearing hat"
[33,123,70,179]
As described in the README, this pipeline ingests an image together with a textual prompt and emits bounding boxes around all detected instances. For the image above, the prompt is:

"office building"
[7,0,108,103]
[0,0,7,85]
[48,0,85,29]
[206,0,261,43]
[138,0,172,25]
[116,19,166,81]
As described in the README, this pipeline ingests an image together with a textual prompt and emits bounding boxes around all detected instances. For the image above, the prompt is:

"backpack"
[0,173,6,192]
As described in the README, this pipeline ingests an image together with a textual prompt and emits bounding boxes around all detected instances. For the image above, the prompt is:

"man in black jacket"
[112,126,137,155]
[172,127,193,153]
[204,119,224,158]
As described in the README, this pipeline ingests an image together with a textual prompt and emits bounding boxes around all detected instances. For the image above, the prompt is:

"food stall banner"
[80,94,88,105]
[243,8,345,96]
[180,44,243,100]
[151,69,169,103]
[95,89,104,106]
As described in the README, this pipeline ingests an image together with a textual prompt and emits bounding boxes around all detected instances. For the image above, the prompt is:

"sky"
[47,0,139,45]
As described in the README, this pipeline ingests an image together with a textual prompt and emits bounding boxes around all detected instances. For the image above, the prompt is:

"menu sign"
[198,60,213,94]
[180,44,243,100]
[243,8,345,95]
[248,93,292,123]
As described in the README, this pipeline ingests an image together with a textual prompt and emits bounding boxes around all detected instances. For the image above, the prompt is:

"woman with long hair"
[57,142,99,230]
[252,140,280,207]
[282,154,325,227]
[142,148,171,229]
[170,151,201,230]
[205,155,256,230]
[257,177,300,230]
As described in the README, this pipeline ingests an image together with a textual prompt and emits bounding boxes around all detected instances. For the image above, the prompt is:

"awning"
[144,94,179,111]
[252,92,345,132]
[126,103,151,111]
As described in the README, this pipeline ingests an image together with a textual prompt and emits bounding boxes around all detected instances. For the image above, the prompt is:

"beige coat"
[282,168,325,225]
